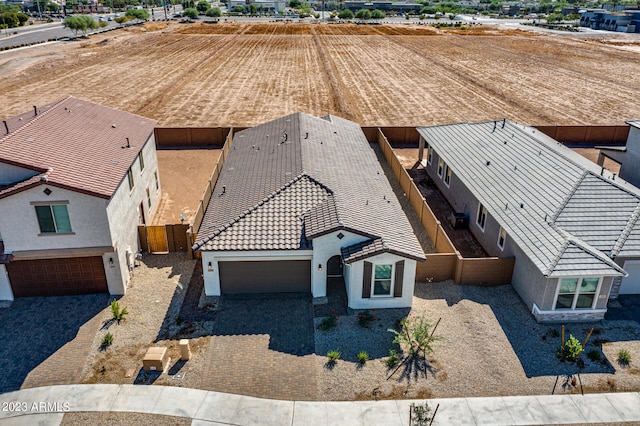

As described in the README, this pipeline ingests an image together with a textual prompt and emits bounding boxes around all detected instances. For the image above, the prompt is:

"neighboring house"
[0,96,160,300]
[417,120,640,322]
[193,113,425,309]
[598,120,640,188]
[580,9,640,32]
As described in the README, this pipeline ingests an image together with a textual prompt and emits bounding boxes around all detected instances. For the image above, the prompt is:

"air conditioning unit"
[450,212,468,229]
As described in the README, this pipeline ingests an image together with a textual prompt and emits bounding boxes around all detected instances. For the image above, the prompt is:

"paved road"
[0,21,120,50]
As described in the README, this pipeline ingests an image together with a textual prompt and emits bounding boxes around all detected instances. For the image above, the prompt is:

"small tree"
[182,7,198,18]
[247,3,258,14]
[64,15,97,36]
[389,315,441,357]
[205,6,221,16]
[231,5,245,13]
[355,8,371,19]
[370,9,384,19]
[125,8,150,20]
[196,0,209,12]
[337,8,353,18]
[289,0,301,7]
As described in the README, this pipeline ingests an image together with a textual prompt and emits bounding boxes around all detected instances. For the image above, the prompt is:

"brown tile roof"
[0,96,156,199]
[195,113,425,262]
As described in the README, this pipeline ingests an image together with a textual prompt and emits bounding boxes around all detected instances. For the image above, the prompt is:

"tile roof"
[195,113,425,262]
[627,120,640,129]
[417,120,633,278]
[0,96,156,199]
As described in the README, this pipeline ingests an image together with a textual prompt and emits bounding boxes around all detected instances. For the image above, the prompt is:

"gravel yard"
[316,281,640,400]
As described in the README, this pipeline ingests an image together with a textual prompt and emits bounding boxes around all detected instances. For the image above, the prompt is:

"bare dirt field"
[153,149,221,225]
[1,22,640,127]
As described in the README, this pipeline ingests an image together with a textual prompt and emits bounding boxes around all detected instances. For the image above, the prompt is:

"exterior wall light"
[208,262,213,272]
[317,264,322,271]
[109,257,114,266]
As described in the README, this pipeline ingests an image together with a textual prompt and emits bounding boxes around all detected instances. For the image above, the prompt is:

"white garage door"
[620,260,640,295]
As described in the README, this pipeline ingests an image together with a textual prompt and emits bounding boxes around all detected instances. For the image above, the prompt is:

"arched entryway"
[325,255,347,314]
[327,255,343,278]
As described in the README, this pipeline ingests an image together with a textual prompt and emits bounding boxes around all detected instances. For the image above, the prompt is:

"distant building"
[227,0,286,13]
[580,8,640,32]
[343,1,422,13]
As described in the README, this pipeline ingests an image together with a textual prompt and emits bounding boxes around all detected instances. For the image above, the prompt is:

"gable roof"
[194,113,425,262]
[417,120,633,278]
[0,96,157,199]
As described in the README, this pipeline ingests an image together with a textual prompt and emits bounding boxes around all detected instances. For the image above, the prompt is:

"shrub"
[386,349,400,368]
[182,7,199,18]
[558,334,583,361]
[318,308,339,331]
[205,7,221,17]
[126,8,150,20]
[197,0,210,12]
[389,315,441,357]
[337,8,353,19]
[618,349,631,365]
[355,8,371,19]
[110,298,129,323]
[409,400,434,426]
[370,9,385,19]
[587,349,602,362]
[357,350,369,364]
[326,350,341,362]
[357,309,376,327]
[101,332,113,347]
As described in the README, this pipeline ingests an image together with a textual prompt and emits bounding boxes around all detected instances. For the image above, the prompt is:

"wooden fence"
[536,125,629,146]
[377,128,514,286]
[138,224,190,254]
[154,127,248,147]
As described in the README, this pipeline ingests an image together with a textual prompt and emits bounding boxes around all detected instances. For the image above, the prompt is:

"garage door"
[620,260,640,295]
[219,260,311,294]
[7,257,108,297]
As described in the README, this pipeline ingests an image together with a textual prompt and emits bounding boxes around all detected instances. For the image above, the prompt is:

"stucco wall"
[106,134,161,293]
[346,252,416,309]
[619,126,640,188]
[311,230,369,298]
[0,185,112,252]
[0,162,38,186]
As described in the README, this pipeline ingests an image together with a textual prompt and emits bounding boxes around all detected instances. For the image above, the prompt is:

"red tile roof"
[0,96,156,199]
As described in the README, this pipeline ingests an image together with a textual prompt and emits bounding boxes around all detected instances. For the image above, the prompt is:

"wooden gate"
[147,226,169,253]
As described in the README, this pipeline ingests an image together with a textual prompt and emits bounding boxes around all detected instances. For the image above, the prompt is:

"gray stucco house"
[417,120,640,322]
[193,113,425,309]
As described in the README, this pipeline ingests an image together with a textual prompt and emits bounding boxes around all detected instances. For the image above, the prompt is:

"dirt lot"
[1,22,640,127]
[153,149,221,225]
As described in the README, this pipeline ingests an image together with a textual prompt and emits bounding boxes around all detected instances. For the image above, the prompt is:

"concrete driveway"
[202,293,318,400]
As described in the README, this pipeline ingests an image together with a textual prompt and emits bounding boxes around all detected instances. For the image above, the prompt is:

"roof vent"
[486,161,490,166]
[520,203,524,208]
[222,185,226,194]
[2,120,8,135]
[501,118,506,129]
[503,140,507,145]
[538,150,542,155]
[492,121,497,133]
[122,138,130,149]
[505,203,508,209]
[612,173,616,181]
[112,124,117,128]
[33,105,37,116]
[40,176,48,182]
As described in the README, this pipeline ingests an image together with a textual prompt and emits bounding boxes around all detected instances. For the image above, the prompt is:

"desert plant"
[182,7,199,18]
[386,349,400,368]
[357,350,369,364]
[326,350,341,362]
[357,309,376,327]
[410,400,434,426]
[389,315,441,357]
[205,6,221,17]
[101,332,113,347]
[587,349,602,362]
[618,349,632,365]
[110,298,129,323]
[318,308,339,331]
[558,334,583,361]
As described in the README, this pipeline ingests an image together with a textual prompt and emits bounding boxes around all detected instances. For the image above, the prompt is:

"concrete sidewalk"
[1,385,640,425]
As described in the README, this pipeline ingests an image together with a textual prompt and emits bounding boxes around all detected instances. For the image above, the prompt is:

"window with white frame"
[497,227,506,250]
[444,164,451,187]
[555,277,600,310]
[476,203,487,230]
[427,146,433,164]
[34,203,72,234]
[127,168,135,191]
[437,158,444,177]
[373,264,393,296]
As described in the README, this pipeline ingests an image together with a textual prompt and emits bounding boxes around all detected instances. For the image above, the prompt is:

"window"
[555,277,600,310]
[437,158,444,177]
[373,264,393,296]
[146,187,151,209]
[35,204,72,233]
[444,164,451,187]
[497,227,506,250]
[138,151,145,172]
[476,203,487,230]
[427,146,433,164]
[127,168,135,191]
[154,171,159,192]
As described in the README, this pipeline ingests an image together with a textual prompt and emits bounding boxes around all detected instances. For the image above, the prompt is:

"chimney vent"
[33,105,38,116]
[3,120,8,135]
